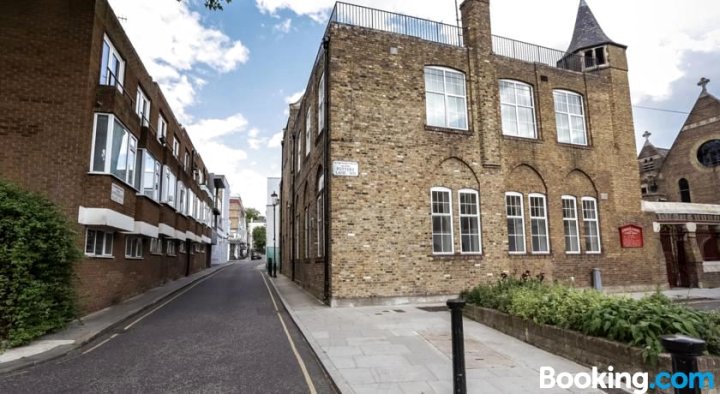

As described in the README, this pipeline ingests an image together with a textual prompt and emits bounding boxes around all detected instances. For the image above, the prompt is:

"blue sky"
[108,0,720,211]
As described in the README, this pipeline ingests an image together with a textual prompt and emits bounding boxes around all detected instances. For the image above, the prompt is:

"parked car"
[251,254,262,260]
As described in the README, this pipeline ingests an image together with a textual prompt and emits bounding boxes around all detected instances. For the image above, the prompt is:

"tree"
[179,0,232,10]
[245,208,261,224]
[252,226,266,253]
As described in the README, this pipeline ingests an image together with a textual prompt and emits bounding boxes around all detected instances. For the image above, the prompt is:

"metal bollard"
[447,298,467,394]
[267,258,272,276]
[660,334,706,394]
[272,261,277,278]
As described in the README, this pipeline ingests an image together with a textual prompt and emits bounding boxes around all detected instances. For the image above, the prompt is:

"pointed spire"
[566,0,622,54]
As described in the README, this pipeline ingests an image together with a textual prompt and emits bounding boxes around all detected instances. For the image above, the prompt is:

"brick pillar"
[683,223,705,288]
[460,0,501,167]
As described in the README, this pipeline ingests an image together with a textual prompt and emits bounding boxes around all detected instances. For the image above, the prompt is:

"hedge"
[462,275,720,363]
[0,180,80,350]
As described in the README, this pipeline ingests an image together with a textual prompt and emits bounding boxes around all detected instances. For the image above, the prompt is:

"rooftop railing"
[326,2,589,73]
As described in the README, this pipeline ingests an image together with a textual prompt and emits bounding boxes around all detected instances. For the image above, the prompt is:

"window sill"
[429,254,483,260]
[425,125,471,135]
[508,253,551,258]
[125,256,143,260]
[557,142,592,150]
[502,135,542,144]
[85,254,114,259]
[149,252,163,256]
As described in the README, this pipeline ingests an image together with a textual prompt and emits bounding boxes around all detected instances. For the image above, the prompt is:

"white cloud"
[268,131,284,148]
[285,90,305,104]
[274,18,293,33]
[108,0,249,122]
[186,114,249,142]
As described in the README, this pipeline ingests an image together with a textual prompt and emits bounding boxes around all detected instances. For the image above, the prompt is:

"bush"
[0,180,80,349]
[464,276,720,363]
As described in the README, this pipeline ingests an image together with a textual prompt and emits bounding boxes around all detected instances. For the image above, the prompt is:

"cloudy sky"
[107,0,720,211]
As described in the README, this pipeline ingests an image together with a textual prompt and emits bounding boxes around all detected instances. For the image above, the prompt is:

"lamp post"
[271,191,279,278]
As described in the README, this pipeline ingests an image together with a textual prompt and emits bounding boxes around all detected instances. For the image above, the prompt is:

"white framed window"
[305,106,312,156]
[296,136,302,172]
[294,215,299,258]
[150,238,162,255]
[177,182,186,214]
[179,242,187,254]
[582,197,601,254]
[166,239,176,256]
[529,193,549,254]
[125,236,143,258]
[138,150,160,201]
[90,114,137,187]
[99,34,125,91]
[85,229,113,257]
[500,80,537,139]
[318,71,326,134]
[162,166,176,207]
[184,151,190,172]
[554,90,587,146]
[317,172,324,257]
[424,66,468,130]
[562,196,581,254]
[135,87,151,127]
[431,187,454,254]
[304,207,310,258]
[458,189,482,254]
[173,139,180,158]
[505,192,526,254]
[158,115,167,142]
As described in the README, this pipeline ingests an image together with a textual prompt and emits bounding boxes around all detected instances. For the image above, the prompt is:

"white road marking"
[261,272,318,394]
[81,334,118,355]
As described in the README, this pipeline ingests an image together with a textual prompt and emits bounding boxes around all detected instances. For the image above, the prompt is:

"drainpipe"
[291,132,297,281]
[322,35,331,304]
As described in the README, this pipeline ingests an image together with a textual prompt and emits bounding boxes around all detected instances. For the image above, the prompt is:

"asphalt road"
[0,261,337,394]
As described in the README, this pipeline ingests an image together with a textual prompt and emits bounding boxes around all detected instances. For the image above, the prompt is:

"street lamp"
[271,191,279,278]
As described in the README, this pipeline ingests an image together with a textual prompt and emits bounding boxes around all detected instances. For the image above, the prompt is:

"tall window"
[173,139,180,158]
[166,240,176,256]
[582,197,601,253]
[500,80,537,138]
[139,150,160,200]
[177,182,186,215]
[305,106,312,156]
[158,115,167,142]
[304,207,310,258]
[505,192,525,254]
[295,214,299,259]
[425,67,468,130]
[150,238,162,255]
[318,72,326,134]
[85,229,113,257]
[431,188,453,254]
[135,87,151,127]
[459,190,481,254]
[162,166,176,207]
[125,236,142,258]
[296,136,302,172]
[184,150,190,171]
[91,114,137,187]
[562,196,580,253]
[317,172,324,257]
[679,178,691,203]
[529,194,549,254]
[99,35,125,90]
[554,90,587,145]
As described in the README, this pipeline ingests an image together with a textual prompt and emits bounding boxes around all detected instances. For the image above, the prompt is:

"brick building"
[637,81,720,288]
[280,0,666,306]
[0,0,216,313]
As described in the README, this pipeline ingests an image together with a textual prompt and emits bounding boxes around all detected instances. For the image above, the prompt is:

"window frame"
[99,34,125,91]
[149,238,163,255]
[158,115,168,142]
[316,172,325,258]
[499,80,538,139]
[424,66,469,131]
[430,187,454,255]
[458,189,482,255]
[304,206,311,259]
[173,139,180,158]
[505,192,526,255]
[562,195,581,254]
[553,90,588,146]
[581,197,602,254]
[162,166,176,207]
[318,72,326,135]
[166,239,176,256]
[135,87,151,127]
[125,236,143,259]
[89,113,138,188]
[85,229,114,258]
[528,193,550,254]
[679,178,691,203]
[305,106,312,156]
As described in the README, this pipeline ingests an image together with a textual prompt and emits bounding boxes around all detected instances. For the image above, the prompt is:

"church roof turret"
[566,0,625,54]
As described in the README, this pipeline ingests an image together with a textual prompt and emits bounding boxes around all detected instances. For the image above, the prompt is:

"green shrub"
[464,276,720,363]
[0,180,80,349]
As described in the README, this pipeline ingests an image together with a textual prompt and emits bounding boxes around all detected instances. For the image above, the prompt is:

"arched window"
[500,80,537,139]
[424,67,468,130]
[553,90,588,145]
[679,178,691,203]
[697,140,720,167]
[316,168,325,257]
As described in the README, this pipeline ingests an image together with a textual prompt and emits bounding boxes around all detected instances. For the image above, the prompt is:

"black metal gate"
[659,225,690,288]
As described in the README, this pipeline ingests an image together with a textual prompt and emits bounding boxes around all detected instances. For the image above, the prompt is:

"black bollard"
[447,298,467,394]
[660,334,707,394]
[267,257,272,276]
[272,261,277,278]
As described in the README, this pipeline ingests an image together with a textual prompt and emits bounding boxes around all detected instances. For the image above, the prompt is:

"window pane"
[86,230,96,254]
[500,81,516,104]
[425,68,445,93]
[556,114,571,143]
[554,92,568,113]
[110,121,128,179]
[502,105,518,135]
[100,42,110,84]
[517,107,535,138]
[426,93,446,127]
[92,115,109,172]
[516,84,533,107]
[447,96,467,129]
[104,233,113,255]
[445,71,465,96]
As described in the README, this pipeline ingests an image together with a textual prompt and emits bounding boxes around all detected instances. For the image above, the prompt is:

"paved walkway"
[269,274,604,394]
[624,287,720,301]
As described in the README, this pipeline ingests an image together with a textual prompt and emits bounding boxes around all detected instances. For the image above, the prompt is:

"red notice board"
[619,225,644,248]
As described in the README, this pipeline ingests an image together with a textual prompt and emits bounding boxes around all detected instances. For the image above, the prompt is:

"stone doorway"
[660,225,691,288]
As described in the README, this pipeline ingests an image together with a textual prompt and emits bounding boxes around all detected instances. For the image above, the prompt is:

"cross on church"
[642,131,651,140]
[698,77,710,93]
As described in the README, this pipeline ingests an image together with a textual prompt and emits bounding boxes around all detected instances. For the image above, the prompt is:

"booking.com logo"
[540,366,716,393]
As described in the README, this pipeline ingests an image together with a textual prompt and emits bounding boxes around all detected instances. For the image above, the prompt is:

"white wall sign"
[333,161,359,177]
[111,183,124,204]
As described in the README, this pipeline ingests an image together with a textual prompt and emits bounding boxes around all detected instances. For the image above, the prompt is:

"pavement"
[623,287,720,301]
[0,261,234,374]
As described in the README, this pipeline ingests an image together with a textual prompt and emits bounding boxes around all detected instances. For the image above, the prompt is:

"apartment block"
[0,0,217,313]
[280,0,666,305]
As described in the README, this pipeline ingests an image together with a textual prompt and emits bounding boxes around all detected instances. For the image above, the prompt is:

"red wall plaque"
[619,225,644,248]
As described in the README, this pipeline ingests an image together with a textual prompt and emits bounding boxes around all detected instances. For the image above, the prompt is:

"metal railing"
[491,35,586,72]
[329,2,463,47]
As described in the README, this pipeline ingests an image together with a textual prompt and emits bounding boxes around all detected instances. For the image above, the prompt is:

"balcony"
[327,2,587,72]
